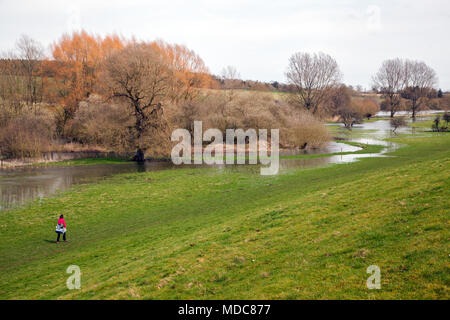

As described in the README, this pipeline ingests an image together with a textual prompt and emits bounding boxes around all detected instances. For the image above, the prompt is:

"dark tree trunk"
[133,148,145,163]
[411,100,417,121]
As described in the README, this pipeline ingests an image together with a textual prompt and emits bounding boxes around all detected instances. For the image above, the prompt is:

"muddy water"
[0,118,428,210]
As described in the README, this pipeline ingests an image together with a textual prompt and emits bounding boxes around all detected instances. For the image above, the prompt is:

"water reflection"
[280,141,361,156]
[0,162,175,210]
[279,153,386,171]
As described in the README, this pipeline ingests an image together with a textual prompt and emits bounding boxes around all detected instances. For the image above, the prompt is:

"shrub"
[67,95,135,154]
[431,115,448,132]
[443,112,450,125]
[280,111,331,149]
[337,106,363,129]
[350,98,379,119]
[168,90,331,150]
[0,105,55,158]
[361,99,379,119]
[391,116,407,134]
[68,95,173,158]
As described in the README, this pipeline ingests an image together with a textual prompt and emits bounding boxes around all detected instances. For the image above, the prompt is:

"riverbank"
[0,151,129,169]
[1,111,437,169]
[0,128,448,299]
[32,142,384,165]
[0,141,378,169]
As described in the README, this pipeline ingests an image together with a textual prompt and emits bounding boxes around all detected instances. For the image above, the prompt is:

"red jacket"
[58,218,66,229]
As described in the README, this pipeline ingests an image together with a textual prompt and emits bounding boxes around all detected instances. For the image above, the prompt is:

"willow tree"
[101,43,173,162]
[52,31,125,135]
[152,41,214,102]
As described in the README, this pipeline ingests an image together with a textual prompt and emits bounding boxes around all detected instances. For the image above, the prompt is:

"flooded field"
[0,118,430,210]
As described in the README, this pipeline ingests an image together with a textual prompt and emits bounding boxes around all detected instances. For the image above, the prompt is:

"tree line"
[285,52,446,121]
[0,31,447,160]
[0,32,215,160]
[372,58,441,119]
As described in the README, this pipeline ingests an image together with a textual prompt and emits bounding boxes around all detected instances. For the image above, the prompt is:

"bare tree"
[221,65,240,82]
[15,35,45,108]
[101,43,174,162]
[286,52,342,115]
[220,65,241,91]
[372,58,405,118]
[402,60,437,120]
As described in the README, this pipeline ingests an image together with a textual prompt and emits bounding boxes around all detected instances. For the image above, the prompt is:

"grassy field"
[408,119,434,129]
[0,131,448,299]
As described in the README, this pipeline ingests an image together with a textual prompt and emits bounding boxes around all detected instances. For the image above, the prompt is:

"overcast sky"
[1,0,449,90]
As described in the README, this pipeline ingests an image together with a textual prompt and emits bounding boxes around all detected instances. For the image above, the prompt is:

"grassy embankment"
[0,130,448,299]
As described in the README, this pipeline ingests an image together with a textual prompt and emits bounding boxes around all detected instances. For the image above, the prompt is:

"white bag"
[55,223,66,234]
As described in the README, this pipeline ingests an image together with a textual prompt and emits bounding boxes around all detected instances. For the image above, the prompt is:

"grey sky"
[1,0,449,90]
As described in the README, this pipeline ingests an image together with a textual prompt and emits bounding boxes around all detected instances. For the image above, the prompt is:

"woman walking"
[55,214,67,243]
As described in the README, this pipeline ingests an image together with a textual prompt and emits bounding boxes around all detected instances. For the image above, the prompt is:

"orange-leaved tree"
[152,40,216,102]
[51,30,125,136]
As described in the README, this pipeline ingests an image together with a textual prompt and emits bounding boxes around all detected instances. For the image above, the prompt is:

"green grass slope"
[0,133,448,299]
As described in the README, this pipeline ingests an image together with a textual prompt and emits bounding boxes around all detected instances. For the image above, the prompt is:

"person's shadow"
[43,239,56,243]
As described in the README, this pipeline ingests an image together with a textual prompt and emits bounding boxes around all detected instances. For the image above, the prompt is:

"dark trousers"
[57,232,66,241]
